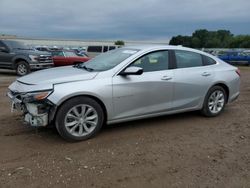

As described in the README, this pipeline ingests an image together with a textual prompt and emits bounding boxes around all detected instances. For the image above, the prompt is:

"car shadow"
[103,111,200,132]
[31,111,201,142]
[0,69,16,76]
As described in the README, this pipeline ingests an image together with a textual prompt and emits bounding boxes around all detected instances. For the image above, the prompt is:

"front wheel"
[16,61,30,76]
[55,97,104,141]
[201,86,227,117]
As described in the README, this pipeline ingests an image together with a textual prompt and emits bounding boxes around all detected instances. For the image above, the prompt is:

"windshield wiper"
[74,64,94,72]
[82,65,94,72]
[14,48,31,50]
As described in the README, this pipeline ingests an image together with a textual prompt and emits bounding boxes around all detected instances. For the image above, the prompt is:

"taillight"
[236,69,241,77]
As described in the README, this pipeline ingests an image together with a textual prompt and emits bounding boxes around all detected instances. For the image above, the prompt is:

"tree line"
[169,29,250,48]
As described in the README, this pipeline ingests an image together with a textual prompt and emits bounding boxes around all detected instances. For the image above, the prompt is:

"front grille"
[38,55,53,63]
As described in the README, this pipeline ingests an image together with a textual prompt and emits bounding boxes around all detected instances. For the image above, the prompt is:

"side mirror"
[0,46,9,53]
[119,66,143,76]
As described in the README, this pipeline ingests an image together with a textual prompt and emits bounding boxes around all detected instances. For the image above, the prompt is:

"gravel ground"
[0,67,249,188]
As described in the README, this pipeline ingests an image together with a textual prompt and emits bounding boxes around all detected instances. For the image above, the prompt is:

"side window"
[87,46,102,53]
[175,50,203,68]
[130,51,169,72]
[65,51,78,57]
[203,55,216,66]
[109,46,116,51]
[0,41,6,48]
[103,46,108,52]
[52,51,64,56]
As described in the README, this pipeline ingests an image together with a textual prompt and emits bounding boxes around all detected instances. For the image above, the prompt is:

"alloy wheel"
[17,64,27,75]
[208,90,225,114]
[64,104,98,137]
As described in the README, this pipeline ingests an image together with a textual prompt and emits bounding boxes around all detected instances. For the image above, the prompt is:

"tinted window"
[0,41,6,48]
[87,46,102,53]
[103,46,108,52]
[203,55,216,66]
[130,51,169,72]
[175,50,203,68]
[109,46,116,50]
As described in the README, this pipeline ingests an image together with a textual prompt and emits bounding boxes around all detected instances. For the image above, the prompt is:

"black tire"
[16,61,30,76]
[201,86,227,117]
[55,97,104,141]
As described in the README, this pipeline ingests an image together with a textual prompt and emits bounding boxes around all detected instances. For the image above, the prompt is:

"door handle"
[202,72,211,77]
[161,76,172,80]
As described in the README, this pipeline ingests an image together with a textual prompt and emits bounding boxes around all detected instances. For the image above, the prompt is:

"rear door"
[172,50,215,110]
[112,50,174,120]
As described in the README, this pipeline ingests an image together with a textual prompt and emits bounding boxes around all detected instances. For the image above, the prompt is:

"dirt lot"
[0,67,249,188]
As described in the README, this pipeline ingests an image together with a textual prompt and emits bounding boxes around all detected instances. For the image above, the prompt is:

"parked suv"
[0,40,53,76]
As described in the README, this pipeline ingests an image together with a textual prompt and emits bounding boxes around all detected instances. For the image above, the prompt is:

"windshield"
[78,48,138,71]
[64,51,79,57]
[4,40,29,50]
[51,51,64,57]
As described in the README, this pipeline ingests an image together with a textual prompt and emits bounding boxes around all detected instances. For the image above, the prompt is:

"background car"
[218,51,250,66]
[0,40,53,76]
[86,45,118,58]
[51,50,90,66]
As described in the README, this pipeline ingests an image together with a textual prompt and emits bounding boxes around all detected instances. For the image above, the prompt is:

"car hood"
[12,49,51,56]
[17,66,98,85]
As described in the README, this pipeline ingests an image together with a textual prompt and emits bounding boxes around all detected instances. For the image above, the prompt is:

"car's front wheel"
[16,61,30,76]
[201,86,227,117]
[55,97,104,141]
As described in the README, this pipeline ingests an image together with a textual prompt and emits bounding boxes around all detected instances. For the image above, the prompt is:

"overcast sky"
[0,0,249,41]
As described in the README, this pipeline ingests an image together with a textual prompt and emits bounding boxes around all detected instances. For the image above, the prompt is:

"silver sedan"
[8,46,240,141]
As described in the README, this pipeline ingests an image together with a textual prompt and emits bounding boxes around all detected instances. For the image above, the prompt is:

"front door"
[112,50,174,120]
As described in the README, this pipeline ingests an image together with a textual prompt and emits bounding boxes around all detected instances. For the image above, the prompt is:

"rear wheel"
[201,86,227,117]
[55,97,104,141]
[16,61,30,76]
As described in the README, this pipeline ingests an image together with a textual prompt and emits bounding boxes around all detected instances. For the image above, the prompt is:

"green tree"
[191,37,201,48]
[169,35,192,47]
[169,29,249,48]
[229,35,250,48]
[114,40,125,46]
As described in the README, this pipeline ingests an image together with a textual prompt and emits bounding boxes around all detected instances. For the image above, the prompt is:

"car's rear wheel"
[201,86,227,117]
[55,97,104,141]
[16,61,30,76]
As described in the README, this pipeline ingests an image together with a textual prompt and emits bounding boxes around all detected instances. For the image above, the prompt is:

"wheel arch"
[13,57,29,68]
[53,94,108,124]
[209,82,229,103]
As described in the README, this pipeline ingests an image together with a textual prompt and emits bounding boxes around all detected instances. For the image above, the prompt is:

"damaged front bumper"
[7,91,54,127]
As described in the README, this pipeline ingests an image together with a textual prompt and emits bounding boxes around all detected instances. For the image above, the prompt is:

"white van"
[86,45,119,58]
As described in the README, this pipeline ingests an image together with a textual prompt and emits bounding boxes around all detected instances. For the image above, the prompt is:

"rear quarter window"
[203,55,217,66]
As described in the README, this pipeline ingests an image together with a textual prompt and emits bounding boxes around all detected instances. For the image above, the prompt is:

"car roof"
[50,49,75,52]
[124,45,210,56]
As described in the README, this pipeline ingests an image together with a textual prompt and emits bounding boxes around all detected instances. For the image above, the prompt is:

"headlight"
[22,90,52,103]
[29,55,39,62]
